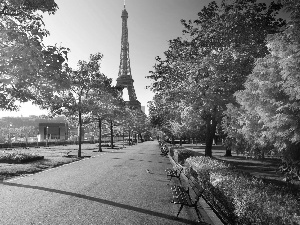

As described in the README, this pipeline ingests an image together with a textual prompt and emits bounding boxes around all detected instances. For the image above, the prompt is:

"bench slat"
[165,163,183,183]
[169,170,204,222]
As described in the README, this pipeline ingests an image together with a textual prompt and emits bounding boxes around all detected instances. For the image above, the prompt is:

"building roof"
[38,123,67,127]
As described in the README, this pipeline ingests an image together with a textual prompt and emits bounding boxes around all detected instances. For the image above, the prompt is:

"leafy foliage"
[0,0,68,110]
[89,87,124,151]
[186,156,300,225]
[41,53,108,120]
[40,53,114,156]
[0,0,58,16]
[118,107,148,143]
[147,0,284,156]
[223,0,300,160]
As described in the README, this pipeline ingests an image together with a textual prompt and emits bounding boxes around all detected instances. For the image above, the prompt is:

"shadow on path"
[1,182,208,225]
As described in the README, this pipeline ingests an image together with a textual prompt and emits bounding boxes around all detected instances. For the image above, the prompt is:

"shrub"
[185,156,300,225]
[0,151,44,163]
[174,148,196,164]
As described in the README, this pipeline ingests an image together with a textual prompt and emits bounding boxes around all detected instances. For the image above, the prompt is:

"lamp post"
[46,126,49,147]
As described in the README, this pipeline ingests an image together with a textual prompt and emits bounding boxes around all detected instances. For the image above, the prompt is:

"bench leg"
[176,204,184,217]
[194,206,202,221]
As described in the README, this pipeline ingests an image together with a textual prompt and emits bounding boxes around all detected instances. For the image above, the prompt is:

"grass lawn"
[0,142,124,181]
[183,144,300,188]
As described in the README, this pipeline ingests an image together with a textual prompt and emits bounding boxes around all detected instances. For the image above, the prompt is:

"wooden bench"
[170,174,204,221]
[165,162,183,184]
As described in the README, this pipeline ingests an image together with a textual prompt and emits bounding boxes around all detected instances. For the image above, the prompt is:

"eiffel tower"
[116,2,141,110]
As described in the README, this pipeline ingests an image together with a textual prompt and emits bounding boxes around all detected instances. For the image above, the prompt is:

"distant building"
[141,106,145,114]
[38,123,68,142]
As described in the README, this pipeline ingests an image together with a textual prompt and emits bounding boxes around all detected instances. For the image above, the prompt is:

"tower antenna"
[124,0,125,8]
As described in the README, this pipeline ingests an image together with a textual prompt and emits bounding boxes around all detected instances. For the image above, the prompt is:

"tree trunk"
[224,147,232,157]
[98,118,102,152]
[128,130,131,145]
[138,133,143,142]
[180,138,182,146]
[25,133,28,148]
[123,131,125,148]
[110,120,113,149]
[205,122,213,157]
[78,110,82,158]
[205,116,217,157]
[132,131,134,144]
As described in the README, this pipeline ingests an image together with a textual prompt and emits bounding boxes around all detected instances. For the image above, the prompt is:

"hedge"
[169,147,197,164]
[185,156,300,225]
[0,152,44,163]
[0,140,104,149]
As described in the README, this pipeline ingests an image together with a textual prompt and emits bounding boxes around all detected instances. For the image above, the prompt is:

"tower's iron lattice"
[116,4,141,110]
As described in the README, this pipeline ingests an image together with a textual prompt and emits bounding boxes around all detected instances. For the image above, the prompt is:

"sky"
[0,0,286,118]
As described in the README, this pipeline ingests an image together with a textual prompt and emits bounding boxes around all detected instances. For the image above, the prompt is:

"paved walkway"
[0,141,221,225]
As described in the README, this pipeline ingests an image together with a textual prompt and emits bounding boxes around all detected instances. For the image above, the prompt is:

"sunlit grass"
[0,143,103,180]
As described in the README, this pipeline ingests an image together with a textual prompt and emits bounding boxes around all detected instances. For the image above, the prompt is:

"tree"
[118,107,136,145]
[148,0,285,156]
[128,108,148,143]
[148,94,174,132]
[279,0,300,41]
[16,126,37,146]
[90,88,125,151]
[224,0,300,160]
[0,0,68,110]
[41,53,110,157]
[148,93,182,143]
[0,0,58,16]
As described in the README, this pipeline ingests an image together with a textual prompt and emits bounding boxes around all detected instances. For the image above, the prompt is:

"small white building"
[38,123,68,142]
